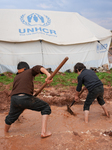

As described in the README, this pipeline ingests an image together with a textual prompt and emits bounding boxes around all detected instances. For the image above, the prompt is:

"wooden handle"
[34,57,69,96]
[70,88,85,107]
[79,88,85,97]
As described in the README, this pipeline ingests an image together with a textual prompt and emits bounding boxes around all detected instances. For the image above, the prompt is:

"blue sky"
[0,0,112,30]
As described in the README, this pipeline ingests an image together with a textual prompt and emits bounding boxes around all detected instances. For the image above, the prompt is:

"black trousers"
[5,94,51,125]
[83,85,105,111]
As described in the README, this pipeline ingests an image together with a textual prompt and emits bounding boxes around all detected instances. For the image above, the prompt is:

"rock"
[102,64,109,71]
[50,92,60,97]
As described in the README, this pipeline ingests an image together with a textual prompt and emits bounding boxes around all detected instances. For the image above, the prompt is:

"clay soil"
[1,55,112,150]
[0,81,112,150]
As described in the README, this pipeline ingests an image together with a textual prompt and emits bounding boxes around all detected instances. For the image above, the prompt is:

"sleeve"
[31,65,43,76]
[76,76,83,92]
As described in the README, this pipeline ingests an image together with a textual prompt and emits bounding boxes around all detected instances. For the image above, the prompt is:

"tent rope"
[97,41,112,55]
[40,40,44,65]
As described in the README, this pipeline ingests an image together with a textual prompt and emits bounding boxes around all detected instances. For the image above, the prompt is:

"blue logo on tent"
[96,43,107,53]
[20,13,51,26]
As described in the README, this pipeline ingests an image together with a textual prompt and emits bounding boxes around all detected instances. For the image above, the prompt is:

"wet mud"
[0,104,112,150]
[0,85,112,150]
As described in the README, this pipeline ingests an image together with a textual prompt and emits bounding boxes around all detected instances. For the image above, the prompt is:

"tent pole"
[97,40,112,55]
[40,40,44,65]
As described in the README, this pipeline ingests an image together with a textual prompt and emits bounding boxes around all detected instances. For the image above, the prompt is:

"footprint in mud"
[102,111,110,118]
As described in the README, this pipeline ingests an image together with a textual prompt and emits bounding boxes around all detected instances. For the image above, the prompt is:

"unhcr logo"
[20,13,51,26]
[19,13,57,37]
[96,43,107,53]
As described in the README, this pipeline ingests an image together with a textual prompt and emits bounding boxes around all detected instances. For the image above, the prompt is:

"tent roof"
[0,9,111,45]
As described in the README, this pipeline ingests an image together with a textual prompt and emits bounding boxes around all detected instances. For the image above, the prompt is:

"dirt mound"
[0,90,10,112]
[0,85,112,112]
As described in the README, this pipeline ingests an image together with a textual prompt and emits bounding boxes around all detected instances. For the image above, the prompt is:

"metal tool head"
[67,104,76,116]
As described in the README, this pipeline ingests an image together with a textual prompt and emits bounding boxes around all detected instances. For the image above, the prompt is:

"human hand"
[83,86,87,91]
[75,95,79,102]
[45,75,53,84]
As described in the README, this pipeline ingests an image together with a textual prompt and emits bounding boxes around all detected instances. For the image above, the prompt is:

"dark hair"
[74,62,86,73]
[17,61,30,70]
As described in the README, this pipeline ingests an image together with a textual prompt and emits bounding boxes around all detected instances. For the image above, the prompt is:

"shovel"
[67,88,85,115]
[34,57,69,97]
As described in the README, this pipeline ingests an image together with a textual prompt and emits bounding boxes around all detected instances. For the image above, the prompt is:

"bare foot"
[85,121,88,124]
[107,113,110,118]
[109,131,112,136]
[41,131,52,138]
[102,111,110,118]
[107,111,110,118]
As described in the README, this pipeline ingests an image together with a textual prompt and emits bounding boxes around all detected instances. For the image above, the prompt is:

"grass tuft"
[0,70,112,89]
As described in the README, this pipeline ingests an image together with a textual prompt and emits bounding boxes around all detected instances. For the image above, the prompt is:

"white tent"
[0,9,112,73]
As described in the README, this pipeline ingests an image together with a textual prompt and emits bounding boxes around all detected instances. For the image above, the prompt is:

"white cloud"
[56,0,68,7]
[80,9,112,29]
[92,18,112,30]
[39,3,52,9]
[35,0,69,11]
[80,9,98,18]
[0,4,16,9]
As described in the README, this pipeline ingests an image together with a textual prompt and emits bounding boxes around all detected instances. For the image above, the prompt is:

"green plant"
[1,71,112,87]
[0,74,15,85]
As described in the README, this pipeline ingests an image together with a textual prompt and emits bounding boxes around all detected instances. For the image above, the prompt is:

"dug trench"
[0,83,112,150]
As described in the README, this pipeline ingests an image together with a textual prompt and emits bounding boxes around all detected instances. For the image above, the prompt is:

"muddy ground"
[0,51,112,150]
[0,83,112,150]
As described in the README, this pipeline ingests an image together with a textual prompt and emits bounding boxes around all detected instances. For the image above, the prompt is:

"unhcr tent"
[0,9,112,73]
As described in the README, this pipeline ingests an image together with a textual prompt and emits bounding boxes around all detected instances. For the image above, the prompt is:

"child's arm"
[40,67,53,84]
[75,87,86,102]
[75,91,80,102]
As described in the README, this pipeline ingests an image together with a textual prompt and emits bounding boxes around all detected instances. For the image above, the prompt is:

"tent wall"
[0,37,111,73]
[42,38,111,71]
[0,41,41,73]
[0,9,111,44]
